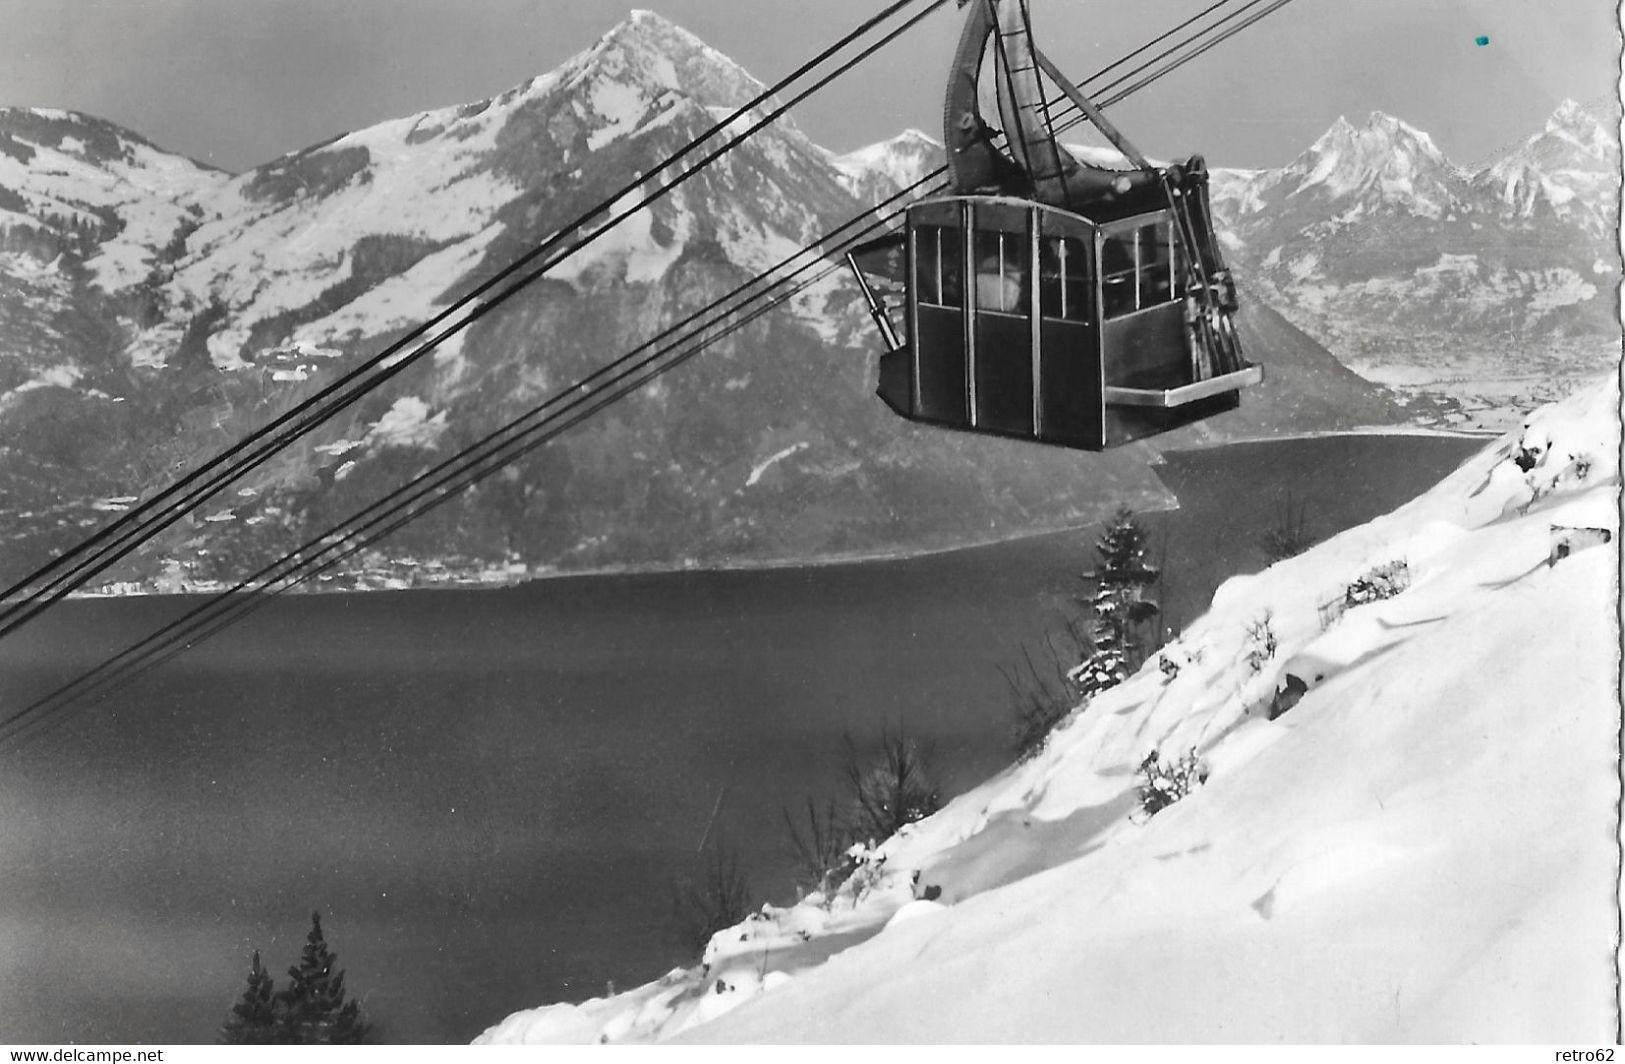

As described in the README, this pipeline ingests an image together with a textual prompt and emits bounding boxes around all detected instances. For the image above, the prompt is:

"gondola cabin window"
[973,228,1027,314]
[916,226,964,308]
[1039,236,1091,322]
[1101,216,1179,319]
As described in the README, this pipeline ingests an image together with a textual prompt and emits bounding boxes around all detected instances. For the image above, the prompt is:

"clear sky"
[0,0,1617,172]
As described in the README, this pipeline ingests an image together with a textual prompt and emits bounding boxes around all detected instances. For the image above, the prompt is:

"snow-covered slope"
[0,108,225,391]
[478,378,1620,1044]
[0,108,223,291]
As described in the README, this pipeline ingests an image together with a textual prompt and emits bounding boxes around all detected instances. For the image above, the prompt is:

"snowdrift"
[478,380,1621,1044]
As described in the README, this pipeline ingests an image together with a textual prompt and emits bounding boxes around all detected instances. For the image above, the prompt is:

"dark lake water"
[0,434,1485,1043]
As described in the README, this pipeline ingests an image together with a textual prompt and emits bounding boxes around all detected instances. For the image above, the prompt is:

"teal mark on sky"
[1475,35,1491,46]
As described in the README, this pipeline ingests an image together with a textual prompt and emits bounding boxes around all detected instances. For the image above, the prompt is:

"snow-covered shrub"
[1319,559,1411,629]
[839,842,889,900]
[1137,749,1209,817]
[1067,644,1131,700]
[1156,639,1204,682]
[1244,612,1278,673]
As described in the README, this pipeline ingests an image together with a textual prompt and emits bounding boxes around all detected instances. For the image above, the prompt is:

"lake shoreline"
[66,427,1498,602]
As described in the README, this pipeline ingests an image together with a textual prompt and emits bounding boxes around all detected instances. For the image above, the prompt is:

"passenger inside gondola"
[973,228,1027,314]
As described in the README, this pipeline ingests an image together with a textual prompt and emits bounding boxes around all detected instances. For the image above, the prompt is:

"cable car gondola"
[847,0,1261,450]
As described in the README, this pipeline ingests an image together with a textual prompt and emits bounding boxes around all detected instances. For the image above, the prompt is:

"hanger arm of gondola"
[1031,48,1153,172]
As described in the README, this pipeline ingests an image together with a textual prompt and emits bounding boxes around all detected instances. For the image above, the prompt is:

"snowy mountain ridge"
[479,378,1619,1044]
[149,7,806,372]
[1475,98,1622,233]
[1211,103,1617,232]
[1205,100,1620,432]
[1268,111,1467,219]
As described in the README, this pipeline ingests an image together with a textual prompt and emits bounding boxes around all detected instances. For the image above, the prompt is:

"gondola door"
[969,202,1035,437]
[1036,207,1103,448]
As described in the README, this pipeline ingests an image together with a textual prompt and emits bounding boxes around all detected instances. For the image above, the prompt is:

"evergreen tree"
[220,950,280,1045]
[277,912,372,1044]
[1069,507,1160,699]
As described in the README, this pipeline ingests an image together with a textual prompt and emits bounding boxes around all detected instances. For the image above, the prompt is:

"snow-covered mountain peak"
[1301,110,1454,179]
[567,8,769,114]
[1321,113,1357,140]
[1517,97,1617,170]
[850,127,940,156]
[1545,96,1612,145]
[1473,98,1620,234]
[829,128,943,203]
[1276,109,1467,218]
[1363,109,1436,139]
[1551,96,1587,121]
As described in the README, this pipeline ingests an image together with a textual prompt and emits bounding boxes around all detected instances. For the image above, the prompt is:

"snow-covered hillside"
[479,378,1620,1044]
[0,108,223,292]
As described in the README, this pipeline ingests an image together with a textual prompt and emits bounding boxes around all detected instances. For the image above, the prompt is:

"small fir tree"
[277,912,371,1044]
[1068,507,1160,699]
[220,950,280,1045]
